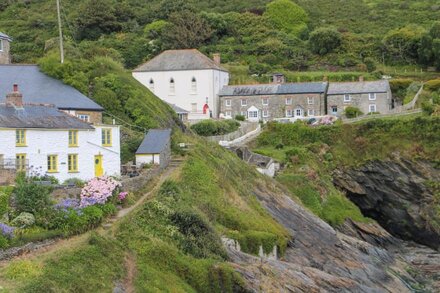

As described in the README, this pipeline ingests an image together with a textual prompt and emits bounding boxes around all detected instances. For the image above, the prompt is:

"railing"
[0,158,29,171]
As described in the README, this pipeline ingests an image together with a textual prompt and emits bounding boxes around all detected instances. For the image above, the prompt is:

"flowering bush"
[55,198,81,214]
[0,222,15,238]
[80,176,121,207]
[11,212,35,228]
[118,192,128,201]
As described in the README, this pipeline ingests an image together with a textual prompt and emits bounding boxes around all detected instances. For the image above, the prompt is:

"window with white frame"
[307,97,314,105]
[369,104,376,113]
[225,99,231,107]
[77,114,90,122]
[225,111,232,117]
[331,106,338,114]
[295,108,303,117]
[191,103,197,112]
[262,110,269,117]
[369,93,376,100]
[149,79,154,92]
[241,99,247,106]
[344,94,351,102]
[285,109,292,117]
[262,98,269,106]
[191,77,197,94]
[286,98,292,105]
[248,110,258,118]
[169,78,175,95]
[307,109,315,116]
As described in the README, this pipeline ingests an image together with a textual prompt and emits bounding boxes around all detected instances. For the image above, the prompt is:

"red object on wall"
[203,103,209,114]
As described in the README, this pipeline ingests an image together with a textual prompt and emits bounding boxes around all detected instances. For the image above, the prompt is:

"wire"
[103,111,147,133]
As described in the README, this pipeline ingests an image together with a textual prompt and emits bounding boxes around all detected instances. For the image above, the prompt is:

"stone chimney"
[213,53,221,65]
[0,33,12,64]
[359,76,364,82]
[272,73,285,84]
[6,84,23,107]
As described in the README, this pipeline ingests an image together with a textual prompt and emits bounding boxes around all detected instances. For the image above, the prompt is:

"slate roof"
[0,104,94,129]
[136,129,171,154]
[327,80,390,95]
[168,103,189,114]
[219,82,328,96]
[133,49,228,72]
[0,65,103,111]
[0,32,12,41]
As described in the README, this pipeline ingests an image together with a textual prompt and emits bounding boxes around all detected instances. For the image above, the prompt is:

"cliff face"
[333,156,440,250]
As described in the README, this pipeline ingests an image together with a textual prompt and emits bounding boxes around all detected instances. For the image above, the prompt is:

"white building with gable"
[132,49,229,120]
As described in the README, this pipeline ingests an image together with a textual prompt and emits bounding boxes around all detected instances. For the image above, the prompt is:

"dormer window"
[169,78,175,95]
[191,77,197,94]
[149,78,154,92]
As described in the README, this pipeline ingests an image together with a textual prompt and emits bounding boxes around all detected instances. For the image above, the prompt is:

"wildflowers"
[0,223,15,238]
[118,192,128,201]
[80,176,121,207]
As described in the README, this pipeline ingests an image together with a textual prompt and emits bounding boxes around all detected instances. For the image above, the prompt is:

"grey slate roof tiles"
[136,129,171,154]
[0,104,94,129]
[133,49,228,72]
[0,65,103,111]
[219,82,328,96]
[327,80,390,95]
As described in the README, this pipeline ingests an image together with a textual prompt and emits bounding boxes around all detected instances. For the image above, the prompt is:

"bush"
[11,212,35,228]
[0,188,12,217]
[14,174,52,214]
[234,115,245,121]
[190,120,240,136]
[80,176,121,207]
[263,0,308,37]
[309,27,342,55]
[425,79,440,91]
[364,57,376,72]
[344,106,363,118]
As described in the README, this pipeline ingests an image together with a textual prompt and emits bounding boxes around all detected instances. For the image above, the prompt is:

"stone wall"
[205,122,259,143]
[0,169,16,185]
[75,110,103,124]
[0,39,11,64]
[327,91,391,117]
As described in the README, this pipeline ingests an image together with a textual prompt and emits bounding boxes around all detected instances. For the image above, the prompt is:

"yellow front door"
[94,155,103,177]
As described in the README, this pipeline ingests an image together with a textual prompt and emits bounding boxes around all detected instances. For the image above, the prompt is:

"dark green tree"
[309,27,342,55]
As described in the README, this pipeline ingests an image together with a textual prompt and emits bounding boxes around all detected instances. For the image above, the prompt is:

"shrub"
[234,115,245,121]
[0,189,11,217]
[14,174,52,214]
[0,234,9,249]
[0,222,15,238]
[63,178,86,188]
[309,27,342,55]
[264,0,308,37]
[425,79,440,91]
[190,120,240,136]
[80,176,121,207]
[344,106,363,118]
[11,212,35,228]
[364,57,377,72]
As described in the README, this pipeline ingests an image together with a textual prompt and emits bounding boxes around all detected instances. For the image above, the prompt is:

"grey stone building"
[0,32,12,64]
[219,82,328,122]
[327,80,392,117]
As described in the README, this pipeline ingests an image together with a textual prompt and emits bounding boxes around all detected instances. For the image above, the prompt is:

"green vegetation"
[344,106,363,118]
[191,119,240,136]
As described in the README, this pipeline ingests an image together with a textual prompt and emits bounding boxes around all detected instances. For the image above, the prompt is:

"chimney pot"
[6,84,23,107]
[272,73,285,84]
[213,53,221,65]
[13,84,18,92]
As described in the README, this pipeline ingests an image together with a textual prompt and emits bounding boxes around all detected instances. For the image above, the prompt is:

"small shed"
[135,129,172,168]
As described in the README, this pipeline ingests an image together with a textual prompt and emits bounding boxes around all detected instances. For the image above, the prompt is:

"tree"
[382,25,425,64]
[162,10,213,49]
[309,27,342,55]
[263,0,308,37]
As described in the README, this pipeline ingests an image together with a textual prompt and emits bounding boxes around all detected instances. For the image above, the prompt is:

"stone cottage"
[219,79,328,122]
[327,80,392,117]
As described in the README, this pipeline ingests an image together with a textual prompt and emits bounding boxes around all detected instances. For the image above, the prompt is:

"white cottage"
[135,129,171,169]
[0,85,120,184]
[132,49,229,120]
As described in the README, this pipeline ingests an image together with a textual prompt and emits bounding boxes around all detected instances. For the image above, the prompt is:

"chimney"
[359,76,364,82]
[213,53,221,65]
[6,84,23,107]
[272,73,285,84]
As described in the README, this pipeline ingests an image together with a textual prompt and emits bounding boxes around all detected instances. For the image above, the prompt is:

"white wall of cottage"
[133,69,229,119]
[0,125,121,183]
[135,154,160,167]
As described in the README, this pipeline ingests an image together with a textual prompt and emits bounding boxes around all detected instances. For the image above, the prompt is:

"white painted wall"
[133,69,229,118]
[135,154,160,167]
[0,125,121,183]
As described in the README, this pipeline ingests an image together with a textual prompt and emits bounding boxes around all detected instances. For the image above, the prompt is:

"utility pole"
[56,0,64,64]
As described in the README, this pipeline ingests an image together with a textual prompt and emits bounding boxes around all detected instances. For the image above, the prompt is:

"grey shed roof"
[327,80,390,95]
[0,32,12,41]
[168,103,189,114]
[133,49,228,72]
[0,104,94,129]
[219,82,328,96]
[136,129,171,154]
[0,65,103,111]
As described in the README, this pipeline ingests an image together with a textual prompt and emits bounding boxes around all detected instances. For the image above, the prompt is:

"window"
[0,40,3,52]
[225,111,232,117]
[248,111,258,118]
[191,77,197,93]
[68,130,78,147]
[169,78,175,95]
[369,104,377,113]
[225,99,231,107]
[285,109,292,117]
[16,154,26,171]
[331,106,338,114]
[262,98,269,106]
[344,94,351,102]
[68,154,78,173]
[102,128,112,146]
[262,110,269,117]
[16,129,26,146]
[307,97,314,105]
[241,99,247,106]
[149,79,154,92]
[307,109,315,116]
[369,93,376,100]
[191,103,197,112]
[47,155,58,173]
[77,114,90,122]
[295,108,303,117]
[286,98,292,105]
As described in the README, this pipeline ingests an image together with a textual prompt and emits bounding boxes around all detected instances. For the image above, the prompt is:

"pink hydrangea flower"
[80,176,121,207]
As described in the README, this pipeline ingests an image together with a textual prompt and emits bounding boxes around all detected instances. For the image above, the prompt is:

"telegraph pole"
[56,0,64,63]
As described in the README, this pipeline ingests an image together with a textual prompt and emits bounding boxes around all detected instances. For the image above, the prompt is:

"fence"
[343,108,422,124]
[0,158,29,185]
